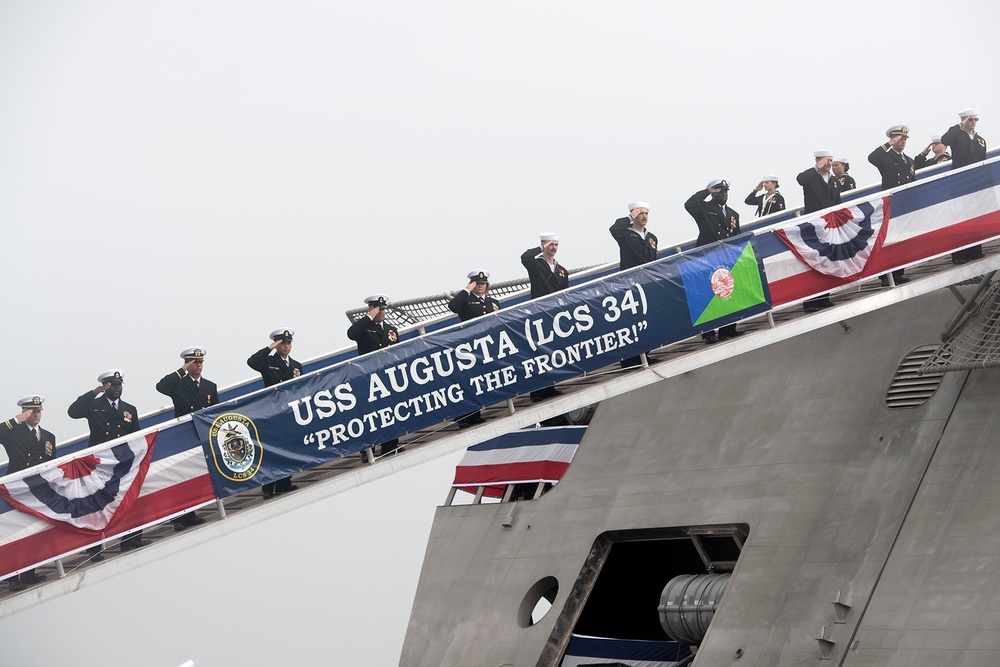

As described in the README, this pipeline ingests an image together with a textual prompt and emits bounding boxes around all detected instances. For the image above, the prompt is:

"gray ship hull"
[401,286,1000,666]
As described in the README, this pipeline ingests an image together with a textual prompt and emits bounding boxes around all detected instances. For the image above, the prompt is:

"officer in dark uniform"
[448,271,501,322]
[520,232,569,300]
[68,369,147,553]
[609,202,658,270]
[155,347,216,529]
[610,202,658,366]
[684,179,743,343]
[942,108,988,264]
[248,329,303,497]
[832,158,856,192]
[914,136,951,170]
[520,233,569,400]
[796,150,842,311]
[448,272,501,426]
[1,395,56,591]
[347,295,403,458]
[868,125,914,285]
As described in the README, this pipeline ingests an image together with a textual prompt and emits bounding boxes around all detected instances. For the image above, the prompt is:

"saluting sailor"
[448,272,501,427]
[68,369,148,553]
[684,178,744,343]
[520,232,569,300]
[248,329,303,498]
[155,348,216,529]
[347,295,403,457]
[1,395,56,590]
[448,271,501,322]
[868,125,914,285]
[744,177,786,218]
[609,202,658,270]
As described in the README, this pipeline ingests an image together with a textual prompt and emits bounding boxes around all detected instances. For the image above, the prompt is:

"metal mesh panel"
[344,264,603,326]
[920,279,1000,375]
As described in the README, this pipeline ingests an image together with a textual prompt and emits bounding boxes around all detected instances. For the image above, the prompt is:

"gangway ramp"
[2,155,999,616]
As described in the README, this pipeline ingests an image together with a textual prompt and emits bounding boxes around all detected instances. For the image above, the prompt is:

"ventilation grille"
[886,345,947,409]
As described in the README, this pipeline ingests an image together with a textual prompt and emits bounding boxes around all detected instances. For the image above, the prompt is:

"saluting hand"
[13,409,33,423]
[466,281,478,292]
[268,338,281,350]
[92,383,110,396]
[754,181,763,192]
[367,305,382,319]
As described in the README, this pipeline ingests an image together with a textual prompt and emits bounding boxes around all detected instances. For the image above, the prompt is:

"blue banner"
[193,233,771,498]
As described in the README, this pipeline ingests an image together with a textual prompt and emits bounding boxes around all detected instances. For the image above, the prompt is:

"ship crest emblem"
[208,412,263,482]
[710,267,735,299]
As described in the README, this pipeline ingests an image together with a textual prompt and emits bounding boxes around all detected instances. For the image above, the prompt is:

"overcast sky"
[2,1,1000,665]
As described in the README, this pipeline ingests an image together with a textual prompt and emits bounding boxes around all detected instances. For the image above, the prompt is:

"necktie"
[33,428,40,441]
[112,401,118,412]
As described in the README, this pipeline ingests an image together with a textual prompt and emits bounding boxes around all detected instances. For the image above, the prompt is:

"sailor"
[248,329,303,498]
[155,347,216,529]
[520,234,568,400]
[832,157,856,192]
[609,202,658,367]
[684,179,743,343]
[520,232,569,300]
[914,136,951,170]
[448,271,501,323]
[609,202,658,270]
[1,395,56,591]
[868,126,914,285]
[744,177,786,217]
[796,150,841,312]
[347,295,403,456]
[942,108,988,264]
[67,370,148,553]
[448,272,501,426]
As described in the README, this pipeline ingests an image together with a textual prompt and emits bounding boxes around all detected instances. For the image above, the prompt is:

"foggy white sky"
[2,1,1000,665]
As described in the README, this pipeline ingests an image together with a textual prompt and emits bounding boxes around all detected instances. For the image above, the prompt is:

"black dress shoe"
[262,490,274,499]
[703,332,718,344]
[894,275,910,284]
[20,571,47,584]
[276,484,300,495]
[173,520,187,532]
[953,257,969,265]
[879,276,890,287]
[87,546,105,562]
[186,514,206,526]
[120,538,151,552]
[8,578,24,592]
[817,298,835,309]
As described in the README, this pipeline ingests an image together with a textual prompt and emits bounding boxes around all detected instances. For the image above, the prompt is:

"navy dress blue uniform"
[1,396,56,590]
[796,168,841,215]
[609,217,658,270]
[520,247,569,300]
[942,118,988,263]
[685,181,743,342]
[347,296,402,456]
[156,348,215,528]
[448,272,501,426]
[1,419,55,474]
[868,127,914,283]
[835,174,856,191]
[743,190,786,217]
[247,330,303,495]
[914,151,951,170]
[67,369,146,552]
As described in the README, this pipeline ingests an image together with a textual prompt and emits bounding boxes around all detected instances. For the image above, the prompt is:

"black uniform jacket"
[914,152,951,170]
[67,393,141,447]
[868,143,915,191]
[347,315,399,356]
[609,217,658,269]
[836,174,857,192]
[941,124,987,170]
[247,348,304,387]
[0,420,56,474]
[520,247,569,299]
[796,168,842,214]
[743,191,786,217]
[448,290,501,322]
[156,370,218,417]
[684,190,741,247]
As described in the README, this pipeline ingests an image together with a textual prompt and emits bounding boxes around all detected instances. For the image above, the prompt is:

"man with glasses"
[943,108,988,264]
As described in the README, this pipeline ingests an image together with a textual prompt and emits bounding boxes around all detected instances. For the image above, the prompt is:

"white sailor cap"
[539,232,560,242]
[958,107,978,118]
[467,270,490,283]
[761,174,780,183]
[181,347,207,361]
[930,135,943,143]
[832,156,849,165]
[98,369,125,384]
[17,395,45,410]
[270,328,295,342]
[813,149,834,158]
[627,201,650,212]
[365,294,389,308]
[706,178,730,190]
[886,125,910,138]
